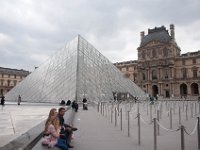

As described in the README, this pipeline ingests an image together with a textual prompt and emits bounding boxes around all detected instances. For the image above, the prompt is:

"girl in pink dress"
[42,108,67,150]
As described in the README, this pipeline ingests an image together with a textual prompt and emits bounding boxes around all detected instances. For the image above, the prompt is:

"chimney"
[140,31,145,41]
[170,24,175,40]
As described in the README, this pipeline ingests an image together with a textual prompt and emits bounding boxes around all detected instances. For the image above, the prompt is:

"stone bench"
[0,106,75,150]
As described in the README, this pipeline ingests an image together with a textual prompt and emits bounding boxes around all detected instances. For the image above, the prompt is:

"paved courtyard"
[0,102,60,147]
[0,101,199,150]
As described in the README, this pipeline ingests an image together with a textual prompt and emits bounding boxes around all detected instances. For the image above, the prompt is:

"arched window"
[191,83,199,95]
[180,83,188,96]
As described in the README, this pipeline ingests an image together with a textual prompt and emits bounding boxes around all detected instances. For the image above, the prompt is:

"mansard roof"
[140,26,172,47]
[0,67,30,76]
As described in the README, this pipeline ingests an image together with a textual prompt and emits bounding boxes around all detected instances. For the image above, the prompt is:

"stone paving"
[0,102,61,147]
[0,101,199,150]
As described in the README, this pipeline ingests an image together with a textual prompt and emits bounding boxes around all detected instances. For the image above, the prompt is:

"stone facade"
[0,67,30,96]
[114,24,200,99]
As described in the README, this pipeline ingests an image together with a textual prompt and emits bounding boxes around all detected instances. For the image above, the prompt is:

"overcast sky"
[0,0,200,71]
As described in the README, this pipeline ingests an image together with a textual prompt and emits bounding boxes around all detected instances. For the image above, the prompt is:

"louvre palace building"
[0,67,29,96]
[114,24,200,99]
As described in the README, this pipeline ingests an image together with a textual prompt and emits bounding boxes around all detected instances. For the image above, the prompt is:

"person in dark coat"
[58,107,77,148]
[72,101,79,112]
[82,98,88,110]
[66,100,71,106]
[1,95,5,105]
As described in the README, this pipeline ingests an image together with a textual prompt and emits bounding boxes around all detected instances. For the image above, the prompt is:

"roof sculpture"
[5,35,147,103]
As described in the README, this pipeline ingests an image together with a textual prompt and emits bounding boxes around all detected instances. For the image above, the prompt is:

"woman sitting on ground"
[42,108,68,150]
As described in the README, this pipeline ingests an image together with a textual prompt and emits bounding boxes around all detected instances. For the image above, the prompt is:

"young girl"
[42,108,68,150]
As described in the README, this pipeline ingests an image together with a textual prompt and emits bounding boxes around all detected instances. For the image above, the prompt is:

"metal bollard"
[105,104,107,117]
[199,103,200,114]
[153,118,157,150]
[150,104,152,123]
[128,111,130,137]
[195,103,197,116]
[137,102,140,114]
[117,103,120,116]
[120,108,122,131]
[198,117,200,150]
[111,109,113,123]
[186,105,188,121]
[138,113,141,145]
[170,107,172,129]
[179,106,181,125]
[160,103,162,119]
[154,104,156,114]
[157,110,160,135]
[180,125,185,150]
[97,102,99,112]
[191,103,193,118]
[100,102,102,115]
[115,107,117,126]
[102,103,104,116]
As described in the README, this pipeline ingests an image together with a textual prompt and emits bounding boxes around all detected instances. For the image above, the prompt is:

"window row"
[141,68,199,80]
[0,80,18,87]
[0,74,24,79]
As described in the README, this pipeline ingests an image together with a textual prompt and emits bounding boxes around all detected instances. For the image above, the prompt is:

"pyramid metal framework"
[5,35,147,103]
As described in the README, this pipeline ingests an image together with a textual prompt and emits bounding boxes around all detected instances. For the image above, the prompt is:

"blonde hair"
[44,108,58,133]
[51,116,60,133]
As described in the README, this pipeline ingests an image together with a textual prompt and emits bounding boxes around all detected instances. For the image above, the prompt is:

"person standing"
[82,97,88,110]
[18,95,21,105]
[1,95,5,105]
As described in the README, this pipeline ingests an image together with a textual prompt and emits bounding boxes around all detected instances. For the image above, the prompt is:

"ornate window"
[193,69,197,78]
[152,49,157,58]
[14,80,17,86]
[1,79,3,86]
[142,72,146,80]
[152,70,157,80]
[142,51,145,59]
[182,60,185,65]
[163,48,168,57]
[165,69,169,79]
[181,68,187,78]
[193,59,196,64]
[7,80,10,86]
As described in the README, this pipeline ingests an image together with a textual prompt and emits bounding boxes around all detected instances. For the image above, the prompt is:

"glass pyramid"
[5,35,147,103]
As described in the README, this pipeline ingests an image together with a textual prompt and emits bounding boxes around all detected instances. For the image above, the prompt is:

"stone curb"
[0,107,76,150]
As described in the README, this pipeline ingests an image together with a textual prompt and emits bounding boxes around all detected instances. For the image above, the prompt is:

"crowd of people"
[42,107,78,150]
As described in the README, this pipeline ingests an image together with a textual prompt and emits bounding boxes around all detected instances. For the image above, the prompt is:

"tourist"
[1,95,5,105]
[58,107,77,148]
[42,108,68,150]
[18,95,21,105]
[72,100,79,112]
[82,97,88,110]
[66,100,71,106]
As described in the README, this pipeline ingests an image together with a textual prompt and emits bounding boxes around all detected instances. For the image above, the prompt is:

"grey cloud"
[0,0,200,71]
